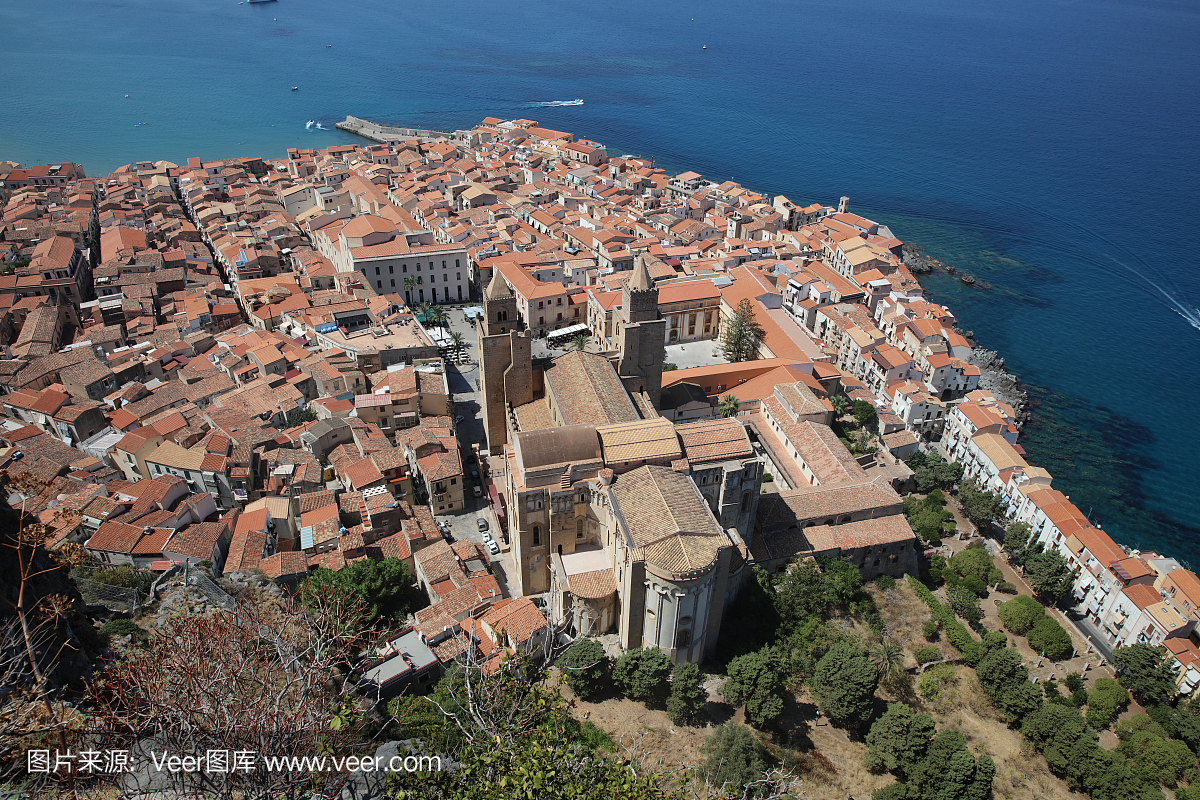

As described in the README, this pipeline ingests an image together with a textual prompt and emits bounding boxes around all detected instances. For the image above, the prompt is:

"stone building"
[477,270,532,455]
[611,257,666,408]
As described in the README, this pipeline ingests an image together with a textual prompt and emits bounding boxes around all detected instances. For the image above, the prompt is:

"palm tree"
[871,639,905,684]
[429,305,448,328]
[450,331,465,360]
[416,302,432,325]
[403,276,417,305]
[830,394,849,419]
[571,333,589,351]
[718,394,740,418]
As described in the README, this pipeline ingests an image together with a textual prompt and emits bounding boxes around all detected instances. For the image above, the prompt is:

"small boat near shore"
[291,86,298,91]
[306,119,314,129]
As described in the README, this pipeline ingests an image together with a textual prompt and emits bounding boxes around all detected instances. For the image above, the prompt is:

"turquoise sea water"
[3,0,1198,559]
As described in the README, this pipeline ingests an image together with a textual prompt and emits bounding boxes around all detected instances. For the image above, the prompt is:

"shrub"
[994,581,1018,595]
[914,646,942,665]
[1027,616,1073,660]
[918,664,957,706]
[723,647,786,726]
[1086,678,1130,729]
[945,584,982,625]
[612,647,672,704]
[699,724,769,794]
[811,641,880,729]
[1064,672,1086,693]
[907,577,983,665]
[557,638,609,700]
[875,575,897,591]
[666,662,708,724]
[99,618,142,640]
[922,619,939,641]
[997,595,1045,635]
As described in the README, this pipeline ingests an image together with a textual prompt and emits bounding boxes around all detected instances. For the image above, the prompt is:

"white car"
[488,540,500,555]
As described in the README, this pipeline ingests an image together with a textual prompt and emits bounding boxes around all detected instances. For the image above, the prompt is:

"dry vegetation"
[571,580,1090,800]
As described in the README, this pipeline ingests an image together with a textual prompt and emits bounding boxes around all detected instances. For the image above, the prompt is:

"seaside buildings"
[4,117,1196,686]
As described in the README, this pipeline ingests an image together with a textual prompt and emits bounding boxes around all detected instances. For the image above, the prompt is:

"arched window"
[532,526,541,546]
[740,492,751,513]
[675,629,691,648]
[576,518,584,539]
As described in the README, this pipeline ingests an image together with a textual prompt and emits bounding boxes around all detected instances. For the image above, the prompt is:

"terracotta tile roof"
[675,418,754,463]
[544,350,640,427]
[480,596,547,646]
[610,465,726,578]
[754,515,915,561]
[259,551,309,579]
[342,457,384,489]
[565,568,617,599]
[296,489,337,515]
[513,399,556,432]
[757,476,902,534]
[164,521,228,559]
[1123,583,1163,611]
[595,417,681,464]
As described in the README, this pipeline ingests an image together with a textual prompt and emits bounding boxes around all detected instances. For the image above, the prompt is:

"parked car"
[476,518,489,532]
[472,484,482,497]
[470,469,479,480]
[487,540,500,556]
[455,414,465,424]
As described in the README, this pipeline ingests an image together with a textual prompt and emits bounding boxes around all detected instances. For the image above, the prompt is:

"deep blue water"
[3,0,1198,560]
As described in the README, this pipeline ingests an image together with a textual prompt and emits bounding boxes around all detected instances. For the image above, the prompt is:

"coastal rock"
[970,349,1028,421]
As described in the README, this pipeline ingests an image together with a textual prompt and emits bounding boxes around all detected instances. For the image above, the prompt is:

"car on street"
[455,414,465,424]
[470,469,479,480]
[476,517,489,532]
[472,484,482,497]
[487,540,500,555]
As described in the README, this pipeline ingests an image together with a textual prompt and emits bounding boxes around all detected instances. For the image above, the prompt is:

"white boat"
[291,86,298,91]
[306,119,314,129]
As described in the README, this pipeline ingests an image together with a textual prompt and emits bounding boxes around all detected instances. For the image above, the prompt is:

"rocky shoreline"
[901,245,1029,424]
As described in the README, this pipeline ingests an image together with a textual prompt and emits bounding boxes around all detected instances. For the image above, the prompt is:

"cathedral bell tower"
[613,257,666,408]
[478,269,532,454]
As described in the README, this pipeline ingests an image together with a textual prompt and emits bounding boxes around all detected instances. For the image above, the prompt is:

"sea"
[2,0,1198,561]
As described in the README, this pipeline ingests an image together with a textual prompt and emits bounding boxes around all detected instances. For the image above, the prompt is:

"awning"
[546,323,589,340]
[489,484,505,519]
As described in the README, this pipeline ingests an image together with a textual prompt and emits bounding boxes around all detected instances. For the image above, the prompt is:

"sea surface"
[3,0,1198,561]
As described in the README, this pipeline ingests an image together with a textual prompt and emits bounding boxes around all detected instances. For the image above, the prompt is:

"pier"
[334,115,454,143]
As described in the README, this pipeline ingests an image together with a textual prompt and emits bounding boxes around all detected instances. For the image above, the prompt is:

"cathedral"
[476,259,761,663]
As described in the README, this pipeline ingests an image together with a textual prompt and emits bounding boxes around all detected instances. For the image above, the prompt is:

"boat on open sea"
[306,119,314,129]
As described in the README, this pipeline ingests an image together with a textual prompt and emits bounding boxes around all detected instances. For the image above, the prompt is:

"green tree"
[666,661,708,723]
[1086,678,1131,729]
[871,639,906,685]
[450,330,466,357]
[612,647,672,704]
[976,647,1042,723]
[723,647,786,726]
[864,702,937,778]
[947,546,1003,586]
[852,399,878,428]
[283,405,318,428]
[299,557,423,623]
[904,729,997,800]
[945,584,982,625]
[1023,547,1075,602]
[1112,643,1177,705]
[1021,702,1087,776]
[558,638,609,700]
[831,394,849,418]
[957,480,1004,531]
[719,393,741,418]
[997,595,1045,635]
[720,297,764,363]
[906,451,964,494]
[1115,715,1195,787]
[1027,616,1073,660]
[403,275,417,301]
[699,724,770,795]
[811,640,880,728]
[1003,521,1033,562]
[571,333,589,351]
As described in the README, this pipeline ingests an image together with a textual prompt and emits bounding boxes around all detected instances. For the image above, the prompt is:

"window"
[539,317,544,325]
[377,281,382,289]
[391,279,396,287]
[556,298,562,305]
[538,301,544,309]
[456,272,461,280]
[576,519,584,539]
[389,265,394,274]
[532,526,541,546]
[442,260,447,268]
[451,477,457,485]
[443,273,448,283]
[403,264,408,273]
[416,263,421,271]
[456,259,460,268]
[375,267,380,275]
[557,313,563,321]
[740,492,751,512]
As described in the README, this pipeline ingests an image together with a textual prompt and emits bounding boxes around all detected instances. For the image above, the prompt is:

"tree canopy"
[1023,547,1075,602]
[298,557,423,624]
[811,640,879,728]
[612,647,672,704]
[666,661,708,723]
[720,297,764,363]
[699,724,770,795]
[997,595,1045,635]
[864,702,937,778]
[558,638,609,700]
[1112,643,1177,705]
[722,647,786,726]
[957,480,1004,531]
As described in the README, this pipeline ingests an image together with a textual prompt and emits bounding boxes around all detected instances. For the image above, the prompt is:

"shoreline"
[334,115,454,144]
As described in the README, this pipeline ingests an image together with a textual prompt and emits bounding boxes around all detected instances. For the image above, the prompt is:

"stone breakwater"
[335,116,454,144]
